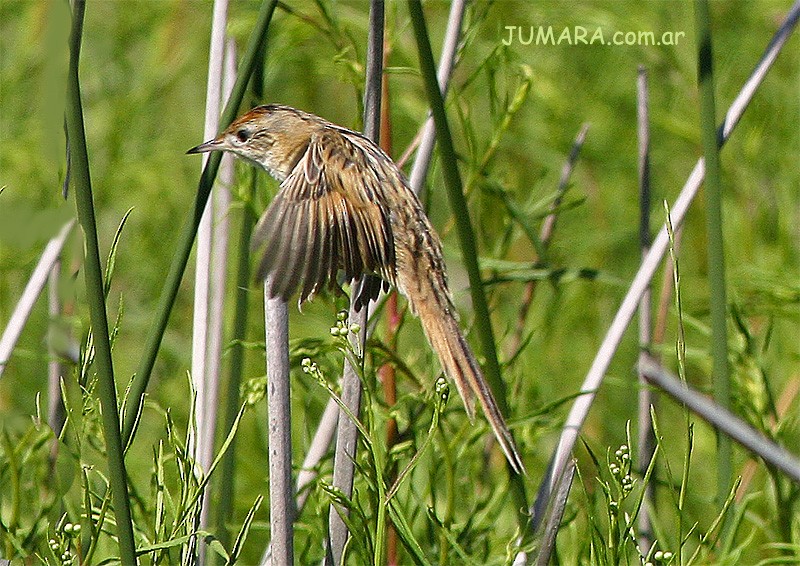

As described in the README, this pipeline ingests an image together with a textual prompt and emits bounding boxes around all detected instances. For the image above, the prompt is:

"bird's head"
[187,104,316,181]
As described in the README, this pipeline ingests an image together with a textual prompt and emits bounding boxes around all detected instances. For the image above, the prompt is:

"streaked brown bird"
[188,104,524,473]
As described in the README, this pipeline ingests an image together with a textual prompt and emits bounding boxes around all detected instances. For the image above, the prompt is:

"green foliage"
[1,1,799,564]
[0,367,256,563]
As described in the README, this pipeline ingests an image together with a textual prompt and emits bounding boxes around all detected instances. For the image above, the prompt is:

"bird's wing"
[251,128,395,304]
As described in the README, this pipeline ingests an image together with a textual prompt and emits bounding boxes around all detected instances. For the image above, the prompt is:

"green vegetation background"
[1,1,798,563]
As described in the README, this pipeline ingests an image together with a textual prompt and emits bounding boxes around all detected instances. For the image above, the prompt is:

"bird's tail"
[411,287,526,474]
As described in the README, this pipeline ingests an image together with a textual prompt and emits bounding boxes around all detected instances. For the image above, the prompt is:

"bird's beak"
[186,137,226,154]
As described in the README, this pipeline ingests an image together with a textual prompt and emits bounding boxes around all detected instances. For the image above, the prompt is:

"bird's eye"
[235,129,250,143]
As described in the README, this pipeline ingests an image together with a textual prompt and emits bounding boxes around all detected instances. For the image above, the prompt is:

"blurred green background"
[1,1,798,563]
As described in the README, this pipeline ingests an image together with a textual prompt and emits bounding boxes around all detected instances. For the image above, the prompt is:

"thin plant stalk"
[191,0,229,476]
[189,8,228,563]
[203,37,236,474]
[46,260,63,430]
[0,220,74,379]
[189,2,231,558]
[296,398,339,510]
[326,306,368,566]
[664,198,692,562]
[694,0,732,507]
[260,398,339,565]
[542,0,800,504]
[407,0,466,194]
[217,40,266,563]
[361,7,390,566]
[217,170,257,559]
[121,0,279,447]
[376,44,402,565]
[256,4,294,556]
[407,0,528,526]
[635,63,655,552]
[396,0,466,173]
[65,1,136,563]
[199,34,237,563]
[639,359,800,484]
[265,289,294,565]
[510,123,589,357]
[47,258,68,480]
[326,2,384,564]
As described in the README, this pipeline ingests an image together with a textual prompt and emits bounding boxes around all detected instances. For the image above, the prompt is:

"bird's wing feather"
[252,129,395,303]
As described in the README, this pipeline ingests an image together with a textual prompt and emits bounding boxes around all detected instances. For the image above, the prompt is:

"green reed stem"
[694,0,732,509]
[121,0,279,447]
[407,0,528,529]
[213,174,256,555]
[406,0,503,427]
[65,1,136,563]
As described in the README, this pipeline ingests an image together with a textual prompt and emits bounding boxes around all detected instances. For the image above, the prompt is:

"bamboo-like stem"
[191,0,228,473]
[635,64,655,552]
[65,2,136,563]
[326,2,384,564]
[216,42,266,563]
[362,0,384,142]
[203,39,236,471]
[260,399,339,565]
[407,0,465,194]
[0,221,74,379]
[192,0,229,478]
[217,170,257,558]
[541,0,800,505]
[265,288,294,565]
[257,4,294,556]
[639,359,800,484]
[199,34,237,565]
[193,8,230,562]
[121,0,279,447]
[407,0,528,526]
[694,0,732,508]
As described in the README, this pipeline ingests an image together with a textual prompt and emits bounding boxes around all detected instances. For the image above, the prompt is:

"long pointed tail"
[413,294,526,474]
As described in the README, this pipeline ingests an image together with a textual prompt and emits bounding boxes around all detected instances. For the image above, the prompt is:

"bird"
[188,104,525,473]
